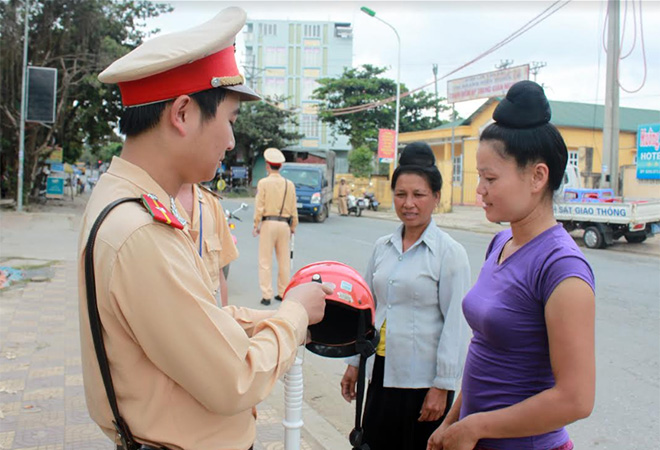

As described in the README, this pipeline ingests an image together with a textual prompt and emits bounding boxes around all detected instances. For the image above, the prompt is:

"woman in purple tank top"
[427,81,596,450]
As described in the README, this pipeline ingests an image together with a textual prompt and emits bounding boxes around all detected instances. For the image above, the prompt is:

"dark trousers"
[362,355,455,450]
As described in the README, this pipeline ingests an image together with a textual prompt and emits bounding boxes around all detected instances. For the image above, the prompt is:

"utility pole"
[602,0,620,193]
[17,0,30,212]
[432,63,439,122]
[495,59,514,70]
[529,61,547,82]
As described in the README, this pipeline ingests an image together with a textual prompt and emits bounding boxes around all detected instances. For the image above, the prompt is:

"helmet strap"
[349,310,376,450]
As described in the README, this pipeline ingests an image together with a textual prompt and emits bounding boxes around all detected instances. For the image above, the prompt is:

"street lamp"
[361,6,401,168]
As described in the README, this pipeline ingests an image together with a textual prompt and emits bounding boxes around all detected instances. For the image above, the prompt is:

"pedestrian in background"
[341,142,472,450]
[427,81,595,450]
[177,182,238,307]
[337,177,349,216]
[253,147,298,306]
[78,8,330,450]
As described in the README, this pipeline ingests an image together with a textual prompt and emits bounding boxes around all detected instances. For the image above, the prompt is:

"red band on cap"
[118,46,240,106]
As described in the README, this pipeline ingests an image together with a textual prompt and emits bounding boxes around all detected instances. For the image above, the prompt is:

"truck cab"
[280,163,333,223]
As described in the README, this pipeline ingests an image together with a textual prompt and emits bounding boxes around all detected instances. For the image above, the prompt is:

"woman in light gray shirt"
[341,142,471,450]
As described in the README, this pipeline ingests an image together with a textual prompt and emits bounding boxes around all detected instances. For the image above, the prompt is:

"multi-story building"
[243,19,353,174]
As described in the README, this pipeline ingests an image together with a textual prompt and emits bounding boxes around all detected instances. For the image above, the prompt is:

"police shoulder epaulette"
[140,194,184,230]
[197,183,223,199]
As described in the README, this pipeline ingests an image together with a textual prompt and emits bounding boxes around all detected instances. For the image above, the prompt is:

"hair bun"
[399,142,436,167]
[493,80,551,129]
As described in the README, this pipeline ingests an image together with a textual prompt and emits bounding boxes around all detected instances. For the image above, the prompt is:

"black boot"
[274,295,283,302]
[260,298,271,306]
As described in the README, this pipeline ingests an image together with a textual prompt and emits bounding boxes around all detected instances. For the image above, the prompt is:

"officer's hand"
[252,227,260,237]
[284,282,332,325]
[340,365,358,402]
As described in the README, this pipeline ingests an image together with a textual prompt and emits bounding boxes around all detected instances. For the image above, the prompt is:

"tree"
[229,97,303,181]
[313,64,451,176]
[347,145,374,179]
[0,0,172,201]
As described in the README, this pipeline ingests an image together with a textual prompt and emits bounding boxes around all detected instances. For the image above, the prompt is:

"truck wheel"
[314,204,327,223]
[583,226,605,249]
[624,232,647,244]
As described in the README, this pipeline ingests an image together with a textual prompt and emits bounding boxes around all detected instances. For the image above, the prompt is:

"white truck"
[553,166,660,249]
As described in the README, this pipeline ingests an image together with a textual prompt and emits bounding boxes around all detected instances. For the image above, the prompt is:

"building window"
[303,47,321,67]
[264,47,286,66]
[259,23,277,36]
[263,77,286,99]
[304,24,320,37]
[568,150,579,167]
[302,114,319,138]
[452,153,463,184]
[302,78,318,100]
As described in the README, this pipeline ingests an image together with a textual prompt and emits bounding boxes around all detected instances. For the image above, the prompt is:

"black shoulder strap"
[84,197,142,449]
[279,178,289,217]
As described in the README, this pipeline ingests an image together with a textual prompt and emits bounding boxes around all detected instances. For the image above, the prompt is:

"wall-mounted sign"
[636,123,660,180]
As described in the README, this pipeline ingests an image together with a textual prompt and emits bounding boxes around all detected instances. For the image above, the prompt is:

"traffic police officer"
[78,7,330,450]
[337,177,350,215]
[253,148,298,306]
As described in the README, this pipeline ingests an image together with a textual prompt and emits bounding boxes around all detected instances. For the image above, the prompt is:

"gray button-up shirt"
[349,222,471,390]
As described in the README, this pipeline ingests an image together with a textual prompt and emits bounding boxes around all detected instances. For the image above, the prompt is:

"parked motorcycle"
[362,191,379,211]
[346,194,365,217]
[222,202,248,278]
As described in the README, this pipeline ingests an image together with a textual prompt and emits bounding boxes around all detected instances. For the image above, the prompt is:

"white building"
[243,20,353,173]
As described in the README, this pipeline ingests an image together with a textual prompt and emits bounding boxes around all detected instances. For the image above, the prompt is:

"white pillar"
[283,355,304,450]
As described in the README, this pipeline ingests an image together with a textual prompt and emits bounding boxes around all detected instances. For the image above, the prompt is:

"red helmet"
[284,261,378,358]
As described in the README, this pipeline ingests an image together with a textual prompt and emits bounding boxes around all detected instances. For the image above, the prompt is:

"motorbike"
[362,191,379,211]
[346,194,365,217]
[222,202,248,278]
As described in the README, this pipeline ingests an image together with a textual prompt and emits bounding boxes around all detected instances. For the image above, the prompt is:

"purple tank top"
[461,224,594,450]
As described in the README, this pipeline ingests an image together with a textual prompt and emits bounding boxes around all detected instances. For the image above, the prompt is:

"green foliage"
[99,142,123,162]
[313,64,450,155]
[347,145,374,178]
[229,97,303,171]
[0,0,172,199]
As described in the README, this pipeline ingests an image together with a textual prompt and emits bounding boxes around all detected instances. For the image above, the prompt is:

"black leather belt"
[263,216,290,222]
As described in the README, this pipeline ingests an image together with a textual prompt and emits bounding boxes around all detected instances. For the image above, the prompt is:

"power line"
[324,0,572,116]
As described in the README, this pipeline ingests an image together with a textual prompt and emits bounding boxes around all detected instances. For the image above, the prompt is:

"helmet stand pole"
[283,350,304,450]
[284,233,302,450]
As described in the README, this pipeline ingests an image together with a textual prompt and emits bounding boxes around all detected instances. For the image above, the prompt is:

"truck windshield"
[280,168,321,189]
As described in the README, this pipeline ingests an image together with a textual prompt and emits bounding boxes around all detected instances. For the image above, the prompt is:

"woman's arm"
[432,277,595,448]
[433,243,471,390]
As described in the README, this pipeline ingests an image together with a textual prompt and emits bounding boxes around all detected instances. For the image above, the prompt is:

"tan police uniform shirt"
[253,172,298,231]
[188,184,239,288]
[338,183,350,197]
[77,156,308,450]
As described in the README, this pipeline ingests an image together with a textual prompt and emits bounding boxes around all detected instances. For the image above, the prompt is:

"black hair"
[118,87,228,137]
[480,122,568,191]
[481,80,567,191]
[391,142,443,193]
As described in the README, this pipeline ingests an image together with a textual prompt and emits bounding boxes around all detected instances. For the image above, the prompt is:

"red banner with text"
[378,128,396,162]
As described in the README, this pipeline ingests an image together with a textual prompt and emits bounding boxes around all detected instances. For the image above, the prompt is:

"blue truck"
[280,154,335,223]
